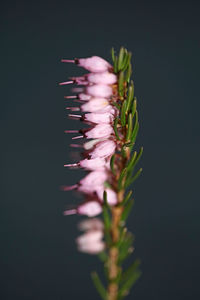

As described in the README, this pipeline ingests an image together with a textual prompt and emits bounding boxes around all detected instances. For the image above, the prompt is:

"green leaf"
[118,168,127,190]
[98,251,108,262]
[125,168,143,188]
[131,98,137,117]
[122,51,132,71]
[126,81,134,112]
[121,190,133,206]
[114,117,120,140]
[114,55,118,73]
[120,259,141,284]
[111,47,115,63]
[134,147,143,166]
[118,47,125,70]
[118,231,134,262]
[91,272,107,300]
[130,111,138,143]
[103,191,111,229]
[125,62,132,83]
[110,154,116,174]
[121,199,134,221]
[125,113,133,142]
[118,71,125,97]
[118,269,142,299]
[126,151,137,171]
[112,102,121,110]
[130,123,139,144]
[120,100,127,127]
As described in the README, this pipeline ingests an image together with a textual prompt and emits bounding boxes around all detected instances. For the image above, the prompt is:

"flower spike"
[60,47,143,300]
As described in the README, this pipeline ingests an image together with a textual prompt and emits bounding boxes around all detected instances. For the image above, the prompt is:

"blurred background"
[1,0,200,299]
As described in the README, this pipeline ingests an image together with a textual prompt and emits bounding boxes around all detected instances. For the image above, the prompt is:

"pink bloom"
[84,112,115,124]
[78,218,104,231]
[83,139,101,150]
[86,84,113,98]
[96,187,118,205]
[64,200,102,217]
[89,140,116,159]
[80,98,110,112]
[61,56,112,73]
[85,124,114,139]
[79,170,108,187]
[64,157,107,171]
[86,72,117,85]
[76,230,105,254]
[77,201,102,217]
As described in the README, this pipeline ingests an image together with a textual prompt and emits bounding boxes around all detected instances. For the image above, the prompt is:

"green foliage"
[91,272,107,300]
[92,47,143,300]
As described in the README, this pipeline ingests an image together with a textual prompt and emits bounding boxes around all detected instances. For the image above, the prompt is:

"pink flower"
[76,230,105,254]
[80,98,110,112]
[64,200,102,217]
[89,140,116,159]
[84,112,115,124]
[85,124,114,139]
[96,187,118,205]
[86,84,113,98]
[78,218,104,231]
[79,170,108,187]
[64,157,107,171]
[85,72,117,85]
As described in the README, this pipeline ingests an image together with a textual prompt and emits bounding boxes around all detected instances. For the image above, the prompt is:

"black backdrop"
[1,0,200,299]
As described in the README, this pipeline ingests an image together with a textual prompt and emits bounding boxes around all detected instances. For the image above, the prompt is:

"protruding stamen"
[64,130,79,133]
[64,95,77,99]
[64,163,79,167]
[59,81,74,86]
[60,184,78,191]
[68,114,82,118]
[65,107,80,111]
[63,209,77,215]
[72,135,84,140]
[70,144,83,148]
[61,59,75,63]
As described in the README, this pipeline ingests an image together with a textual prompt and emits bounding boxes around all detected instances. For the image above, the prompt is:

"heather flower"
[64,157,107,171]
[61,48,143,300]
[89,139,116,159]
[76,230,105,254]
[78,218,104,231]
[61,56,112,73]
[64,200,102,217]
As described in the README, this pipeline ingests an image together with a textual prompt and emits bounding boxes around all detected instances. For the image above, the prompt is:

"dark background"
[1,0,200,299]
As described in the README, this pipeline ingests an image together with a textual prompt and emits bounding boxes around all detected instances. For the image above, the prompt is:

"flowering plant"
[60,47,143,300]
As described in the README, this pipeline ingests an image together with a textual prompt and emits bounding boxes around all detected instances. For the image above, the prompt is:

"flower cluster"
[60,56,120,252]
[76,218,105,254]
[60,48,143,299]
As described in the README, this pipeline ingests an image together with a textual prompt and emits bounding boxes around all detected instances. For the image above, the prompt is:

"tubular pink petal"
[78,218,104,231]
[79,171,108,187]
[77,201,102,217]
[77,56,112,73]
[85,124,114,139]
[87,72,117,85]
[86,84,113,98]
